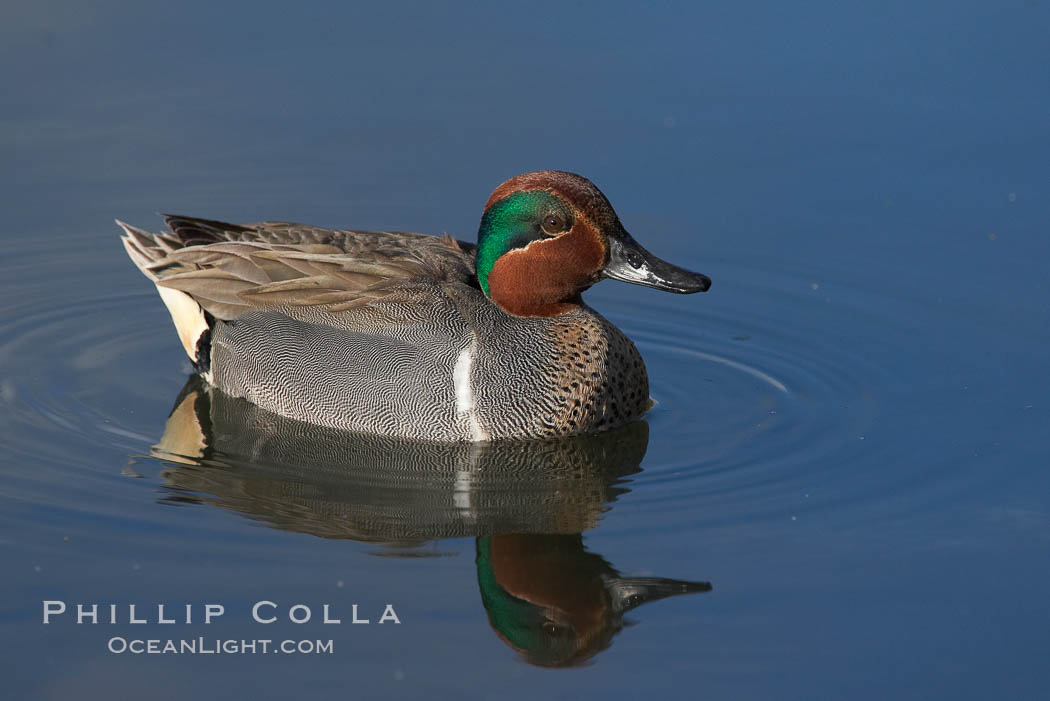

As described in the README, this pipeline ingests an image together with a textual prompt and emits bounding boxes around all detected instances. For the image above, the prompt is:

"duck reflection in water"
[477,534,709,666]
[146,375,711,666]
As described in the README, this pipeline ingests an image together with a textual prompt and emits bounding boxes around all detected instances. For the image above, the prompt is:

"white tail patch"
[156,286,209,362]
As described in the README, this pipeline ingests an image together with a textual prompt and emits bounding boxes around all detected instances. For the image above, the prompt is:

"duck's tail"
[117,219,212,371]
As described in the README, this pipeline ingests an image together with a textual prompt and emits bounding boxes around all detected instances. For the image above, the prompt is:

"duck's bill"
[604,232,711,293]
[607,576,713,614]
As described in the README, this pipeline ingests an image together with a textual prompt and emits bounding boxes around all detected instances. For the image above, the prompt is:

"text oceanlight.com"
[107,637,334,655]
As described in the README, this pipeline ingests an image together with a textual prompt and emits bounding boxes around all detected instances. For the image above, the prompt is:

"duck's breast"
[467,306,650,440]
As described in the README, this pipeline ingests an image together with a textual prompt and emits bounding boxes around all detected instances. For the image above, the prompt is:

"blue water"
[2,1,1049,699]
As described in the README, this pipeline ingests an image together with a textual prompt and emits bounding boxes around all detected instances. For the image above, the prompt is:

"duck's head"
[477,534,712,667]
[476,170,711,317]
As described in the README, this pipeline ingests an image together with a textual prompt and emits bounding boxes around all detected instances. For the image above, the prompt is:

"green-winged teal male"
[120,170,710,441]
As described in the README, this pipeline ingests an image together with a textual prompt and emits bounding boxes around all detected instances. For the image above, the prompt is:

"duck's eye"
[541,618,573,638]
[540,212,569,235]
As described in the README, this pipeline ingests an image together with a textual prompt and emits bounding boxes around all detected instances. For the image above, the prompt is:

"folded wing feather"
[125,218,477,322]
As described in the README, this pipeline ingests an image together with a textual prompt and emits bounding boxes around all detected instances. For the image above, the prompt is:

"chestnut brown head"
[475,170,710,317]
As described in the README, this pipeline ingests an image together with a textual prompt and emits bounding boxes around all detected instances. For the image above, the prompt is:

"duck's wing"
[120,215,478,321]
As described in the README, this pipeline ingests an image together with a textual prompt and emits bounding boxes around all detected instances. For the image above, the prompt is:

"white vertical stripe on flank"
[453,338,489,442]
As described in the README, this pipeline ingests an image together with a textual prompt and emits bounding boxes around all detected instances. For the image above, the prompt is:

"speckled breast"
[467,305,651,440]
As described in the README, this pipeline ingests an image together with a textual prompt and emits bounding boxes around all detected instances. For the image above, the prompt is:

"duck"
[477,534,711,667]
[119,170,710,442]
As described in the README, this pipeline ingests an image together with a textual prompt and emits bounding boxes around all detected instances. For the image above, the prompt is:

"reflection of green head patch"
[475,191,572,296]
[475,537,576,666]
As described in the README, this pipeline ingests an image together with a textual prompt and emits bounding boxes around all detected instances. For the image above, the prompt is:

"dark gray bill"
[604,231,711,293]
[607,576,713,614]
